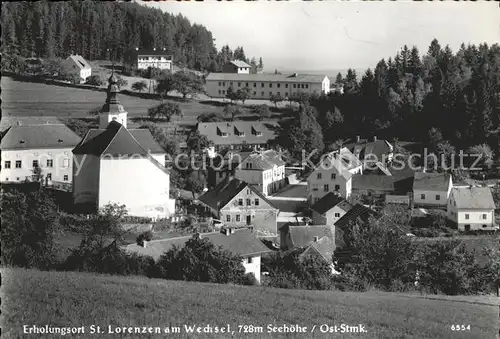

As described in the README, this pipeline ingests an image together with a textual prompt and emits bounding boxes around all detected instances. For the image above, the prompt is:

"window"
[222,82,226,86]
[247,257,253,264]
[285,84,288,88]
[435,195,440,200]
[246,199,251,206]
[269,83,272,88]
[218,82,222,86]
[482,214,487,220]
[254,198,259,206]
[317,173,322,179]
[63,159,70,168]
[277,83,281,88]
[218,90,221,95]
[222,90,226,95]
[306,84,309,89]
[226,215,231,222]
[245,83,249,87]
[253,83,256,88]
[238,82,241,87]
[331,173,336,180]
[46,173,52,180]
[465,214,469,220]
[47,159,53,168]
[301,84,305,89]
[293,84,296,88]
[334,213,341,218]
[221,132,228,137]
[261,83,264,88]
[269,92,272,96]
[236,215,240,222]
[335,185,340,191]
[482,225,488,228]
[253,91,256,95]
[4,161,11,169]
[63,175,68,181]
[421,194,425,200]
[230,82,233,86]
[238,199,243,206]
[324,184,329,192]
[32,160,39,168]
[261,92,264,96]
[219,172,224,178]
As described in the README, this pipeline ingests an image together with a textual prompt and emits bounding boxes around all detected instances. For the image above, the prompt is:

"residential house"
[198,177,280,236]
[1,121,80,185]
[311,193,353,226]
[447,186,497,231]
[72,73,175,218]
[307,147,363,203]
[234,149,286,196]
[334,203,379,230]
[124,228,271,283]
[197,121,279,156]
[222,60,251,74]
[344,136,394,169]
[207,150,252,188]
[136,49,173,71]
[413,172,453,208]
[205,73,330,100]
[63,54,92,83]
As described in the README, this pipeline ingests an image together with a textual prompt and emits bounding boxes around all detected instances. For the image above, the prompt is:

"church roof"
[73,121,166,158]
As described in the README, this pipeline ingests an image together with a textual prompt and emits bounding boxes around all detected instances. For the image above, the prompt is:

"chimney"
[313,236,319,242]
[356,135,360,143]
[373,136,377,142]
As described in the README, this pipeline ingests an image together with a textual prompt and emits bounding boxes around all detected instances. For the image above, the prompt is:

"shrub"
[240,273,258,286]
[85,75,103,86]
[136,231,153,246]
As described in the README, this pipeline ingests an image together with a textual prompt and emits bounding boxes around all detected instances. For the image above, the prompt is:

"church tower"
[99,71,128,128]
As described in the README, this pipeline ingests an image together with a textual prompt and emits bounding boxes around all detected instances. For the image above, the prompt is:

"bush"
[241,273,258,286]
[331,274,369,292]
[412,228,442,237]
[136,231,153,246]
[85,75,103,86]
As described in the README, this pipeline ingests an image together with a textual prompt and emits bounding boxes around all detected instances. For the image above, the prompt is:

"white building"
[72,72,175,218]
[311,193,353,226]
[136,49,173,71]
[222,60,251,74]
[307,147,363,203]
[205,72,330,100]
[1,119,80,185]
[447,186,497,232]
[413,172,453,208]
[63,54,92,83]
[234,150,286,196]
[124,228,271,283]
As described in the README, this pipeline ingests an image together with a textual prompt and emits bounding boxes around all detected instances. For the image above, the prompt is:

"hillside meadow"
[1,268,498,339]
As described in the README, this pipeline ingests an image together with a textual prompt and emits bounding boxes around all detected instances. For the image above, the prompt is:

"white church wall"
[73,154,101,205]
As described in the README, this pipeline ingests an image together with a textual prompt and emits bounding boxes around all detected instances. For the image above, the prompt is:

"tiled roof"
[413,172,452,191]
[310,148,361,181]
[451,186,496,210]
[311,192,352,215]
[288,225,334,248]
[272,200,308,213]
[0,116,63,132]
[198,177,278,211]
[213,151,252,171]
[334,204,379,229]
[197,121,279,146]
[272,184,308,199]
[1,124,81,150]
[124,228,271,260]
[67,54,91,69]
[229,60,251,68]
[239,150,286,171]
[352,175,396,192]
[300,236,335,263]
[205,72,327,83]
[344,139,393,162]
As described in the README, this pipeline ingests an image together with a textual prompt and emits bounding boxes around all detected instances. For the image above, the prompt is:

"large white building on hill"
[72,72,175,218]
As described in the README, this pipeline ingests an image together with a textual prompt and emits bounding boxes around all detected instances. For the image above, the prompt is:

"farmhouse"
[197,121,279,156]
[198,177,279,236]
[234,149,286,196]
[63,54,92,83]
[222,60,251,74]
[1,121,80,185]
[72,73,175,218]
[135,49,173,71]
[311,193,353,226]
[205,72,330,100]
[447,186,497,232]
[413,172,453,208]
[124,228,271,283]
[307,147,363,203]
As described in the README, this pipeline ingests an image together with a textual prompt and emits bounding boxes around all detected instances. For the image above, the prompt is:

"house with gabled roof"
[307,147,363,203]
[198,177,279,236]
[63,54,92,83]
[72,73,175,218]
[447,186,497,232]
[234,149,286,196]
[223,60,251,74]
[207,150,253,188]
[333,203,379,230]
[344,136,394,168]
[124,228,271,283]
[311,192,353,226]
[413,171,453,208]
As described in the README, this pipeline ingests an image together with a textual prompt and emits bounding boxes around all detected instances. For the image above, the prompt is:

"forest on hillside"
[0,1,262,72]
[280,40,500,163]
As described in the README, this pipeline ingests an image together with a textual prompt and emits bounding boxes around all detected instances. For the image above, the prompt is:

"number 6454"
[451,325,471,331]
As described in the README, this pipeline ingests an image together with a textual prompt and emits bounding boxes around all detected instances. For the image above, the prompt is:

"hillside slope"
[1,268,498,339]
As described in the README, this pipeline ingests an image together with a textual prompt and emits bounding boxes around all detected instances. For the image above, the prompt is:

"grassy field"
[1,268,498,339]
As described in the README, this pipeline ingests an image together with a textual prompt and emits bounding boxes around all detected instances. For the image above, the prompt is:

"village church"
[72,72,175,218]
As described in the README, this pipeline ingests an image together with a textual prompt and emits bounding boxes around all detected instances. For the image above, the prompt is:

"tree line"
[1,1,263,72]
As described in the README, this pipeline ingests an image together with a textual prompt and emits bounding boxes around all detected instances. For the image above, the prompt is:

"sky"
[145,1,499,73]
